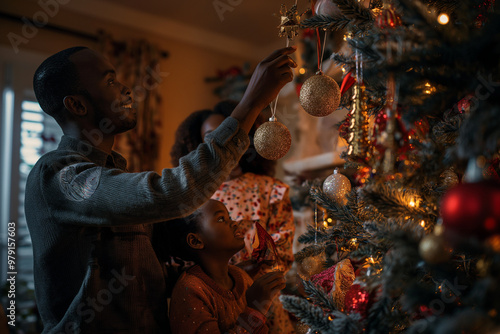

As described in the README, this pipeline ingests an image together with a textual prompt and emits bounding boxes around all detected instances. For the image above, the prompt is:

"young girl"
[171,100,295,333]
[154,199,286,334]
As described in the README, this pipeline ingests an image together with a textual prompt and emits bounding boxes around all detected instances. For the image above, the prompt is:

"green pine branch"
[279,295,333,332]
[302,280,338,311]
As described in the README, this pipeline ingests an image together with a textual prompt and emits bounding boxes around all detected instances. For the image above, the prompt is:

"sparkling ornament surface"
[299,73,341,117]
[441,180,500,240]
[344,284,371,319]
[419,234,452,264]
[254,119,292,160]
[323,168,352,205]
[297,253,324,280]
[347,84,370,158]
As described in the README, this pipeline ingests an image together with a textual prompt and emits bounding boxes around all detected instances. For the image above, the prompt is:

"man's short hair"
[33,46,88,122]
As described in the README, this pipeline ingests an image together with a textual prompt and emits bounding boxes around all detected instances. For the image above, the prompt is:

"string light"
[438,13,449,25]
[423,82,436,94]
[420,220,426,227]
[299,67,306,75]
[409,200,416,207]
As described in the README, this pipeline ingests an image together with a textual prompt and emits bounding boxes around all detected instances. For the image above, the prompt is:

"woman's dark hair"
[152,210,203,263]
[170,99,276,177]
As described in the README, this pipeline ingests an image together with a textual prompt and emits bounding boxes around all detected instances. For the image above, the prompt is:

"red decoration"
[311,264,337,293]
[252,222,280,264]
[375,6,403,29]
[484,158,500,181]
[340,71,356,96]
[441,180,500,240]
[344,284,371,319]
[476,0,495,26]
[457,95,473,113]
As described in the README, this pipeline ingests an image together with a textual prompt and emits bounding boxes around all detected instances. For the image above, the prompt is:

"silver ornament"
[322,168,351,205]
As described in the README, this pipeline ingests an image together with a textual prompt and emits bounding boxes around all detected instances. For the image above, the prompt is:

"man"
[26,46,296,333]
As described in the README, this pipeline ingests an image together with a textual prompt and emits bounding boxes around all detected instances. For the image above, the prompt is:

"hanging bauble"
[254,117,292,160]
[299,72,341,117]
[375,5,403,29]
[322,168,352,205]
[314,0,342,16]
[419,234,452,264]
[441,180,500,240]
[344,284,372,319]
[297,252,325,280]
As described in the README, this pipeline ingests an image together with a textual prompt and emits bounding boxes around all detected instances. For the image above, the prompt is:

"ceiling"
[65,0,309,60]
[103,0,288,46]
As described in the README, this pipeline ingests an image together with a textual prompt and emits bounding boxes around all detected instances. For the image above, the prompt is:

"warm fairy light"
[409,200,416,207]
[299,67,306,75]
[369,256,375,264]
[438,13,449,25]
[424,82,434,94]
[327,218,333,223]
[420,220,426,227]
[323,221,329,227]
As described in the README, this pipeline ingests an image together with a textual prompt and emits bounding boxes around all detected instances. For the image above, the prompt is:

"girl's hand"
[245,271,286,314]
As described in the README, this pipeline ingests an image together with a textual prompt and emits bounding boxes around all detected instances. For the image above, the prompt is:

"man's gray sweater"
[25,117,249,333]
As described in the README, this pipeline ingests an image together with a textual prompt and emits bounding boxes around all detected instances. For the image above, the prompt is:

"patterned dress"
[212,172,296,334]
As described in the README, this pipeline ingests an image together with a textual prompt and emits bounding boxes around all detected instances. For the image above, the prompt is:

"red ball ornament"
[344,284,371,319]
[375,6,403,29]
[441,180,500,240]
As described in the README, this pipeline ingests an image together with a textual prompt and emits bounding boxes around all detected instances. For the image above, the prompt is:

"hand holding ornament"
[233,47,297,133]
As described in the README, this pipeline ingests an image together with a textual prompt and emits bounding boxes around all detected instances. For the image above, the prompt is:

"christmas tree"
[281,0,500,333]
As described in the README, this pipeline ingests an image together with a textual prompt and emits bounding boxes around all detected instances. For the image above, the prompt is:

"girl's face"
[201,114,225,139]
[196,199,245,254]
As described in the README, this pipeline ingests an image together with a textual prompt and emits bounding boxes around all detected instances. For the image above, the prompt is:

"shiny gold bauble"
[297,253,324,280]
[254,118,292,160]
[419,234,452,264]
[299,72,341,117]
[322,168,352,205]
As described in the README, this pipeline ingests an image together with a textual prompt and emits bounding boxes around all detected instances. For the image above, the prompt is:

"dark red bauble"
[375,6,403,29]
[344,284,371,320]
[441,180,500,240]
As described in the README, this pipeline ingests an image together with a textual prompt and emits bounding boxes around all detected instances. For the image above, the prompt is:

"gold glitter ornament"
[419,234,452,264]
[254,117,292,160]
[299,72,341,117]
[323,168,351,205]
[297,252,325,280]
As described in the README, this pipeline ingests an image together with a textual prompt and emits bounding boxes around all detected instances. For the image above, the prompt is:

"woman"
[171,100,295,333]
